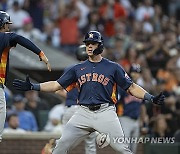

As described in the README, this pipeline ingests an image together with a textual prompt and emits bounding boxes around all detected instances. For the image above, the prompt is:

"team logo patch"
[89,33,93,38]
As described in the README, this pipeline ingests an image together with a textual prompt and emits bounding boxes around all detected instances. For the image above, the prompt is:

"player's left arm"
[127,83,147,99]
[114,63,165,105]
[127,83,165,105]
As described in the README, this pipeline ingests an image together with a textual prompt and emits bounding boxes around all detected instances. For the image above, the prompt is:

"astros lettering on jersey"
[57,58,133,105]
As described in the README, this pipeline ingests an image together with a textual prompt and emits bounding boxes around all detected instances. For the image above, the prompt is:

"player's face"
[85,41,99,56]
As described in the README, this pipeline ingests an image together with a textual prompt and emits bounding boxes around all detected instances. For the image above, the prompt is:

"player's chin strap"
[93,44,104,55]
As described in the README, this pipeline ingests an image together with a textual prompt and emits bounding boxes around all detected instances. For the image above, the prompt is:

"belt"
[66,104,78,108]
[80,103,113,111]
[0,84,4,89]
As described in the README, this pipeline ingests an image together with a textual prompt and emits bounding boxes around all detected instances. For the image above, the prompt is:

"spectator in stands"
[120,45,139,72]
[17,16,44,42]
[138,67,156,93]
[161,92,179,136]
[99,0,127,37]
[168,0,180,18]
[7,0,26,8]
[76,0,90,33]
[135,0,155,22]
[43,21,60,48]
[10,94,38,131]
[151,114,172,137]
[0,0,8,11]
[82,9,104,35]
[23,0,44,30]
[3,113,26,133]
[145,33,170,77]
[7,1,30,31]
[24,91,49,130]
[58,1,80,54]
[156,68,178,92]
[44,104,65,133]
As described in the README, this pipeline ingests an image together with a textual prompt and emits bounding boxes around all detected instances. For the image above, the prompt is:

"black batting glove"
[152,92,165,105]
[13,75,34,91]
[144,92,165,105]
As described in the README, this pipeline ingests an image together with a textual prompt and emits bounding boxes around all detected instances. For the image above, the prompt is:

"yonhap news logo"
[113,137,175,144]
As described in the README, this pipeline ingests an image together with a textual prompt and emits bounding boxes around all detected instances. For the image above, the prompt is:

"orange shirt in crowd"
[157,69,178,92]
[99,2,127,37]
[59,17,79,45]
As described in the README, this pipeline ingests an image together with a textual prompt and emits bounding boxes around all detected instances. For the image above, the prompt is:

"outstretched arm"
[127,83,165,105]
[13,76,63,92]
[40,81,63,92]
[10,33,51,71]
[127,83,147,99]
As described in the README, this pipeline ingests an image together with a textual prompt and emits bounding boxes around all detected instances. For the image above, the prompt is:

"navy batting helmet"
[129,64,141,73]
[83,31,104,55]
[76,45,88,61]
[0,11,12,28]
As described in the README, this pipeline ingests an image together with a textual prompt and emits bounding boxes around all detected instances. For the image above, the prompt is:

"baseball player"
[13,31,165,154]
[117,64,147,153]
[0,11,51,142]
[54,45,97,154]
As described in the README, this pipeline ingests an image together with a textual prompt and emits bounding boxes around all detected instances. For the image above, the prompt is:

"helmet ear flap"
[93,43,104,55]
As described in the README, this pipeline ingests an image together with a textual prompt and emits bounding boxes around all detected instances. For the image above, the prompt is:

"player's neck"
[88,54,102,62]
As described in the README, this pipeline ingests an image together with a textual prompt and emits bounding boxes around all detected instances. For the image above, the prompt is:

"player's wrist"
[32,83,40,91]
[144,93,154,103]
[39,51,45,57]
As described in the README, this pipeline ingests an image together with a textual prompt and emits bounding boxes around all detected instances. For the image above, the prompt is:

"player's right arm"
[13,65,77,93]
[40,81,63,92]
[8,32,51,71]
[13,76,63,92]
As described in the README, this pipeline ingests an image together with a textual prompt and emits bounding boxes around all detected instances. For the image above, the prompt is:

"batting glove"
[144,92,165,105]
[152,92,165,105]
[13,75,40,91]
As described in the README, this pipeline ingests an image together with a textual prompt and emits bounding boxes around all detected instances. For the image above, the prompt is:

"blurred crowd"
[1,0,180,147]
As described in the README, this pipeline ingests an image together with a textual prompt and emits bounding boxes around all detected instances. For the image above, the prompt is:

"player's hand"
[42,139,55,154]
[39,51,51,72]
[13,75,33,91]
[152,92,165,105]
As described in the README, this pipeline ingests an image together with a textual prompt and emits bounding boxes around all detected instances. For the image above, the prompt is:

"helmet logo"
[89,33,93,38]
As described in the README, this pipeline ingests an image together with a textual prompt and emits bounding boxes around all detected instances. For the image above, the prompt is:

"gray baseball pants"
[119,116,139,154]
[0,87,6,141]
[53,105,133,154]
[62,105,96,154]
